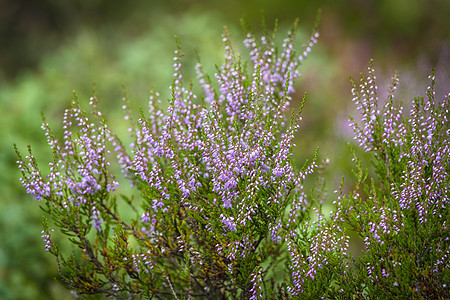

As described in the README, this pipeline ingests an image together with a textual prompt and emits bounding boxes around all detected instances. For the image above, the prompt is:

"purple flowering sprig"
[15,91,154,298]
[40,218,57,254]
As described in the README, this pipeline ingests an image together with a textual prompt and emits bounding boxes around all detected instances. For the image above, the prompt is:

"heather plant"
[14,17,449,300]
[330,62,450,299]
[15,19,340,299]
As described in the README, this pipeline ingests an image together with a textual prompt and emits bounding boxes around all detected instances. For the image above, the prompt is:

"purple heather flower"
[92,205,103,232]
[220,214,237,232]
[131,251,154,274]
[40,229,55,252]
[249,269,263,300]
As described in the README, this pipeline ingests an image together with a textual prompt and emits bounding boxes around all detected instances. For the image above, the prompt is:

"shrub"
[332,63,450,299]
[15,18,449,299]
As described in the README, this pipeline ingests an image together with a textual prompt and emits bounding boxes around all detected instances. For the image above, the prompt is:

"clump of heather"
[16,19,328,299]
[333,61,449,299]
[15,16,449,298]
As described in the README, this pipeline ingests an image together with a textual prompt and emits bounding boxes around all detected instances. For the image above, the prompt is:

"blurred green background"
[1,0,449,299]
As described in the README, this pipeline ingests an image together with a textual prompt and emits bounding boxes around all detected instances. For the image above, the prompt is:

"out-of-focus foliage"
[1,0,449,80]
[1,0,449,299]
